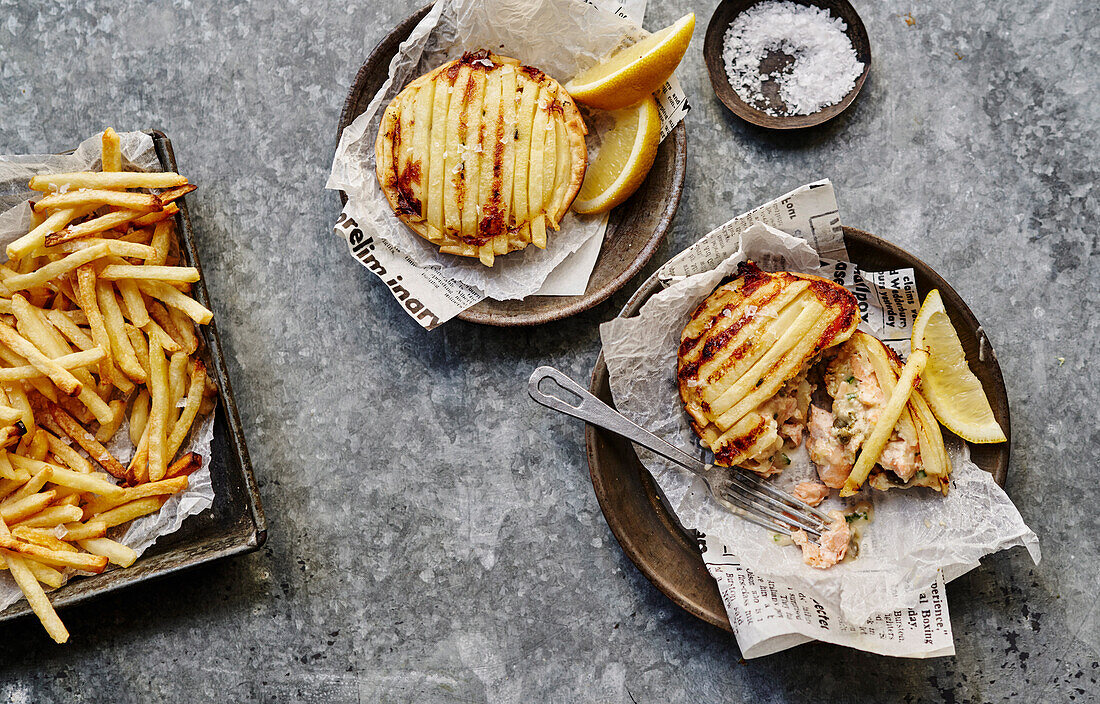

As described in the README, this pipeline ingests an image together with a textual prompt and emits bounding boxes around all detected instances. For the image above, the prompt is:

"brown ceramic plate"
[586,227,1011,631]
[704,0,871,129]
[0,131,266,629]
[337,4,687,326]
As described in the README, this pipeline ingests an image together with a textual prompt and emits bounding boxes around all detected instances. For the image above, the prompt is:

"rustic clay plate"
[704,0,871,129]
[337,4,687,326]
[586,227,1011,631]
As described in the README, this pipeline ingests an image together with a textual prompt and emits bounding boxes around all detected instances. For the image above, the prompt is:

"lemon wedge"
[565,13,695,110]
[911,289,1007,443]
[572,97,660,215]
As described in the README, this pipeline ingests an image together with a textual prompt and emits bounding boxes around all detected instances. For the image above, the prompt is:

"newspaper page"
[598,183,1039,657]
[330,0,688,329]
[702,537,955,659]
[658,180,847,281]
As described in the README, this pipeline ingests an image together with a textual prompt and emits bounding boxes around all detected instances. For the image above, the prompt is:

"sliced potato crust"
[375,51,587,266]
[678,262,859,470]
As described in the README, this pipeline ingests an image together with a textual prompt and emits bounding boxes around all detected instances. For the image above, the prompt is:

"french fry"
[10,504,82,528]
[99,265,199,284]
[6,205,97,261]
[0,405,23,426]
[45,309,95,351]
[134,280,212,324]
[46,239,157,261]
[168,306,198,355]
[47,404,127,479]
[129,389,150,446]
[77,537,136,568]
[45,209,150,247]
[0,556,67,589]
[29,171,188,192]
[0,477,22,500]
[34,189,160,213]
[95,399,126,443]
[164,452,201,480]
[27,429,48,460]
[0,451,23,481]
[2,550,68,643]
[126,325,150,377]
[75,264,128,392]
[0,349,104,381]
[101,127,122,172]
[1,465,52,504]
[65,497,164,539]
[130,203,178,228]
[44,432,92,474]
[0,490,56,523]
[168,351,188,412]
[146,334,169,482]
[2,243,111,292]
[3,382,32,430]
[82,475,187,518]
[56,519,107,542]
[127,427,149,485]
[11,526,77,553]
[144,303,184,353]
[0,321,81,396]
[841,349,930,497]
[6,459,121,499]
[165,360,206,462]
[0,537,108,573]
[116,279,149,326]
[95,281,146,382]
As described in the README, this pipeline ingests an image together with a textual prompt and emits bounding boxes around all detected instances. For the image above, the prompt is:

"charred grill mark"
[394,185,420,216]
[519,65,546,83]
[810,279,858,347]
[714,419,767,465]
[459,49,495,69]
[547,99,564,118]
[478,92,508,243]
[677,359,699,383]
[453,70,478,241]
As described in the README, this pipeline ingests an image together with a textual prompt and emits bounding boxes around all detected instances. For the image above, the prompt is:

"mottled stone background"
[0,0,1098,702]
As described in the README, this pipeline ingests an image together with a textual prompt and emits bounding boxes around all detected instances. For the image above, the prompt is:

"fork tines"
[714,469,831,539]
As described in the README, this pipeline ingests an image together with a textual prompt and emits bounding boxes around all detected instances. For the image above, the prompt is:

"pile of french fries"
[0,129,217,643]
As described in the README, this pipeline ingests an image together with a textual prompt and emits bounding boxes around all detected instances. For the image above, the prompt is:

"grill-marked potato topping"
[375,51,588,267]
[677,262,859,473]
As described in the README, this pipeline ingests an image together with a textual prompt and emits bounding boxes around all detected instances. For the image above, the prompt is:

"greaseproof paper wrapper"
[0,130,217,610]
[703,540,954,659]
[599,182,1039,657]
[327,0,689,328]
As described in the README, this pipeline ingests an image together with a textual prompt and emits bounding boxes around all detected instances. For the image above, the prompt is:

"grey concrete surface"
[0,0,1097,701]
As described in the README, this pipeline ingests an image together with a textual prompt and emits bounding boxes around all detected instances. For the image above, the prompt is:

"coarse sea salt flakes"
[722,0,864,116]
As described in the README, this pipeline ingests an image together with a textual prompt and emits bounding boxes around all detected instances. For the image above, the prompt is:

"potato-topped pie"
[375,51,588,266]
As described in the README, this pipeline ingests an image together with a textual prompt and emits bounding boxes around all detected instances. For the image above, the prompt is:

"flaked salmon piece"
[791,510,850,568]
[791,480,830,507]
[807,405,852,489]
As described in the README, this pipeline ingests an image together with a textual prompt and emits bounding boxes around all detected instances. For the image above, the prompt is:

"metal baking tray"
[0,130,266,626]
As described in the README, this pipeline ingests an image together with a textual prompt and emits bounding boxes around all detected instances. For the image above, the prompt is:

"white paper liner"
[0,131,216,611]
[599,188,1039,633]
[326,0,687,302]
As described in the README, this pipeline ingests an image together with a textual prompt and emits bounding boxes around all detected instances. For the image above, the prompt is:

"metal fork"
[527,366,831,539]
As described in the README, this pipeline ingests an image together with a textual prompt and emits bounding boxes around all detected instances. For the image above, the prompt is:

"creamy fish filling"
[806,342,921,489]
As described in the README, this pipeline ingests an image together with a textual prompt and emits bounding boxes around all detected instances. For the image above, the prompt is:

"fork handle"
[527,366,709,476]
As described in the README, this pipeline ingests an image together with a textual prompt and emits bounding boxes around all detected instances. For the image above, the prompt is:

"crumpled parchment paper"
[599,221,1040,625]
[0,130,216,610]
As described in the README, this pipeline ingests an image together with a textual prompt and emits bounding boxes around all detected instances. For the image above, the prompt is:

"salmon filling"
[806,342,921,489]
